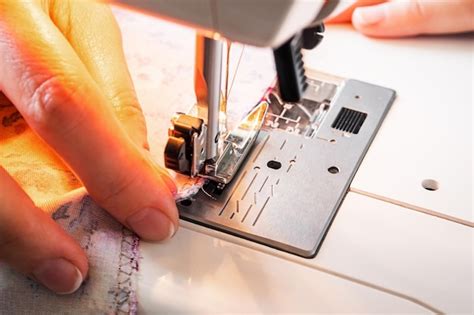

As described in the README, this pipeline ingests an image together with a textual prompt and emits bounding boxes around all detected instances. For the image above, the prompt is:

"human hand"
[0,0,178,294]
[327,0,474,37]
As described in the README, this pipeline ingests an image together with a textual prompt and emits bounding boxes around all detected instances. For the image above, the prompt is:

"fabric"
[0,191,140,314]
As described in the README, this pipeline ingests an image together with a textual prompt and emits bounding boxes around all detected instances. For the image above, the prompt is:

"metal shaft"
[203,38,223,160]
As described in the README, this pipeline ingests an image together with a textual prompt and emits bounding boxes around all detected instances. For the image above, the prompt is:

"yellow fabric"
[0,101,81,210]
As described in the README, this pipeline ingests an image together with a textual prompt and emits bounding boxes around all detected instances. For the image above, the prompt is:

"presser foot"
[165,101,268,184]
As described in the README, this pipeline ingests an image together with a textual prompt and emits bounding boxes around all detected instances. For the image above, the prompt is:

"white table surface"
[113,7,473,314]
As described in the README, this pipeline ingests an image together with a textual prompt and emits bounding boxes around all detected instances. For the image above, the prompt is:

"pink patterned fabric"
[0,192,140,314]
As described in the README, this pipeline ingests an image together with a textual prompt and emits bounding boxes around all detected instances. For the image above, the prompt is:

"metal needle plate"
[178,74,395,258]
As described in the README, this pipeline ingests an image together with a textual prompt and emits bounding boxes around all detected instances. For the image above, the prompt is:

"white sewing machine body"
[110,6,473,314]
[115,0,331,47]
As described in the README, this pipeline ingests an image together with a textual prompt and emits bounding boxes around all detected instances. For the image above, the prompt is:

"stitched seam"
[113,227,140,314]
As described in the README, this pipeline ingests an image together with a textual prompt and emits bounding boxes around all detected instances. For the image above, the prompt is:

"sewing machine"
[109,2,472,313]
[117,0,395,258]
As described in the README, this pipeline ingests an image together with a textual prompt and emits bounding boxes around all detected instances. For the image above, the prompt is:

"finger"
[0,2,178,241]
[325,0,387,23]
[0,167,87,294]
[49,1,178,193]
[352,0,474,37]
[49,0,148,150]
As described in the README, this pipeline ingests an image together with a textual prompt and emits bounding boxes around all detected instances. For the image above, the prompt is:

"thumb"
[352,0,474,37]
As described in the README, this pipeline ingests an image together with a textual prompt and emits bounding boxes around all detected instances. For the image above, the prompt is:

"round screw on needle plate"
[422,179,439,191]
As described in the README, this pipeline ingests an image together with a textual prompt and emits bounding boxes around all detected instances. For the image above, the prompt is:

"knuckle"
[28,75,68,127]
[93,168,141,214]
[26,74,85,132]
[116,102,144,120]
[110,89,143,117]
[411,1,429,21]
[109,89,147,140]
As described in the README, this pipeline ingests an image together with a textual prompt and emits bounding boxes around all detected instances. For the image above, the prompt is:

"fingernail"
[33,258,83,294]
[126,208,176,241]
[353,7,385,25]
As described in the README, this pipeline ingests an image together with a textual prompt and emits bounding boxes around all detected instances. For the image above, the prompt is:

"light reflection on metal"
[202,101,268,184]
